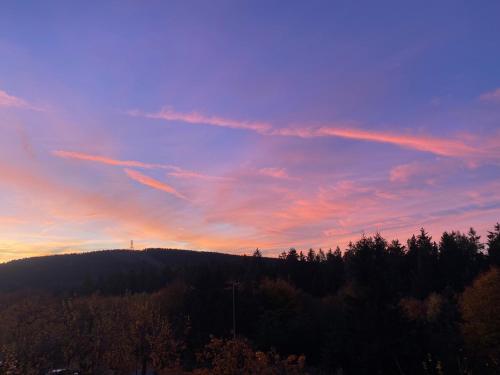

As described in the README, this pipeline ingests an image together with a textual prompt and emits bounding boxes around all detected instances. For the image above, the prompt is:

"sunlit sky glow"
[1,1,499,262]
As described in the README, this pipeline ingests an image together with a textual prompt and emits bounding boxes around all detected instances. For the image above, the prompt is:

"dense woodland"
[1,223,500,375]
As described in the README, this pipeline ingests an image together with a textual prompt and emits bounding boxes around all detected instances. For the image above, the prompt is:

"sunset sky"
[1,1,499,262]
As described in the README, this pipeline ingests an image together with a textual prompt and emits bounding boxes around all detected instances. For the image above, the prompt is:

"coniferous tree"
[407,229,439,298]
[487,223,500,265]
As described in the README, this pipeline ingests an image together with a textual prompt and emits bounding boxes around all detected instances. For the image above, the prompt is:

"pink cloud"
[202,179,384,245]
[0,89,44,111]
[198,173,477,251]
[167,166,230,181]
[130,107,272,133]
[53,150,164,169]
[390,162,432,184]
[0,160,182,243]
[311,127,478,158]
[0,89,29,108]
[479,88,500,103]
[0,158,268,261]
[2,148,498,260]
[53,150,225,181]
[276,126,486,159]
[124,168,187,200]
[258,167,293,180]
[132,107,495,161]
[389,164,412,183]
[0,216,25,225]
[389,159,464,185]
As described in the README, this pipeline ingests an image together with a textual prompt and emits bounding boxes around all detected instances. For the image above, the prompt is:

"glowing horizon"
[0,1,499,262]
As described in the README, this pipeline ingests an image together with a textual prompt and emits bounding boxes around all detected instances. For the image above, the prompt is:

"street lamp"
[226,281,240,339]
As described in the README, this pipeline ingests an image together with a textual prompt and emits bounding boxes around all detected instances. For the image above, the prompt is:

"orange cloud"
[0,158,268,261]
[311,127,478,158]
[53,150,226,181]
[274,126,485,158]
[0,217,25,225]
[53,150,164,169]
[0,160,180,243]
[124,168,187,200]
[2,148,498,261]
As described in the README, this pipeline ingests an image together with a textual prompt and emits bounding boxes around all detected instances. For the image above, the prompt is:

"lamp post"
[226,281,240,339]
[232,282,236,339]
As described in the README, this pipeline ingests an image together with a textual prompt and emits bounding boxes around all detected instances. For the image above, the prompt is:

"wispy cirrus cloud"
[0,159,182,242]
[0,89,45,111]
[124,168,187,200]
[274,126,483,158]
[305,127,480,158]
[258,167,295,180]
[53,150,225,181]
[389,160,458,185]
[167,166,230,181]
[128,107,272,133]
[0,154,271,260]
[0,216,26,225]
[53,150,165,169]
[479,88,500,103]
[130,107,497,161]
[390,162,429,184]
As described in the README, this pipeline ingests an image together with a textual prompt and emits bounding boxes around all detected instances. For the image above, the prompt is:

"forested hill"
[0,248,268,293]
[1,225,500,373]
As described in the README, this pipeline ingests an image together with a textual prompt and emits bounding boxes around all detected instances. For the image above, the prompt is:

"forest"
[0,223,499,375]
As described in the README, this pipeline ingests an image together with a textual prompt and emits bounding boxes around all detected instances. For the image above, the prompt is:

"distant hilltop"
[0,248,270,293]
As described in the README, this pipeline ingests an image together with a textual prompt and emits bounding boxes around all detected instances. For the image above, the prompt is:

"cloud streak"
[129,107,272,133]
[389,160,453,185]
[258,167,294,180]
[132,107,495,160]
[53,150,164,169]
[0,155,265,261]
[167,166,230,181]
[479,88,500,103]
[310,127,479,158]
[0,160,182,244]
[53,150,225,181]
[124,168,187,200]
[0,89,45,111]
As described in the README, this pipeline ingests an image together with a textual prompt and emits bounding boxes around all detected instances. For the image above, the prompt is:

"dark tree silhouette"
[1,223,500,374]
[487,223,500,265]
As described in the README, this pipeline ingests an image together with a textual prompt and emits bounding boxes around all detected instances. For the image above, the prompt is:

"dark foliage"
[1,223,500,374]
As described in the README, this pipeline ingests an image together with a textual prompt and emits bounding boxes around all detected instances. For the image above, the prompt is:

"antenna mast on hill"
[130,240,134,250]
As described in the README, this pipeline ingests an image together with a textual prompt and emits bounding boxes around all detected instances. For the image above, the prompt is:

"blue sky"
[0,1,499,261]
